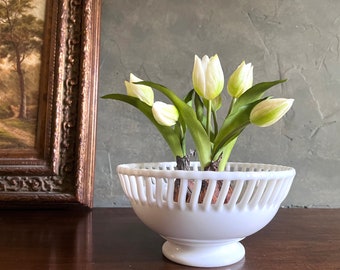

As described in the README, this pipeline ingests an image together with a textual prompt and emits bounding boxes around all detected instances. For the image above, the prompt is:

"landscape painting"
[0,0,101,207]
[0,0,45,150]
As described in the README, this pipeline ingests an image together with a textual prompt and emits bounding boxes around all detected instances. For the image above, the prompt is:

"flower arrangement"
[102,54,293,173]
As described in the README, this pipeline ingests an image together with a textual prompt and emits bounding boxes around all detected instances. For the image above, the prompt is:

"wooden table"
[0,208,339,269]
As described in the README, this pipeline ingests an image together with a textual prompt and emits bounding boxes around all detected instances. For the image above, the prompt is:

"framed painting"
[0,0,101,207]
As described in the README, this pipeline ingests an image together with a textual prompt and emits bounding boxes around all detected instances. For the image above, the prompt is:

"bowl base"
[162,240,245,267]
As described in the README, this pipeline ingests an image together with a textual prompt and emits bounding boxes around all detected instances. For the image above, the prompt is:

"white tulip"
[227,61,253,98]
[250,98,294,127]
[125,73,154,106]
[192,54,224,100]
[152,101,179,126]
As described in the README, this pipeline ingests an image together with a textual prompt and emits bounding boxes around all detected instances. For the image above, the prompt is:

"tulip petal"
[125,73,154,106]
[192,55,206,98]
[205,54,224,100]
[227,61,253,98]
[152,101,179,126]
[193,54,224,100]
[201,55,210,71]
[250,98,294,127]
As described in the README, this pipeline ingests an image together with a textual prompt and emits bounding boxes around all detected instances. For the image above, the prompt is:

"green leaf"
[203,95,221,140]
[212,110,218,140]
[216,137,238,171]
[194,92,205,126]
[136,81,212,169]
[102,93,184,158]
[183,89,195,104]
[232,80,286,113]
[174,121,186,155]
[203,94,222,112]
[212,98,267,159]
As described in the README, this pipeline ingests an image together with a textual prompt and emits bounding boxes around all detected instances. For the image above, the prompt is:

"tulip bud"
[227,61,253,98]
[250,98,294,127]
[125,73,154,106]
[152,101,179,126]
[192,54,224,100]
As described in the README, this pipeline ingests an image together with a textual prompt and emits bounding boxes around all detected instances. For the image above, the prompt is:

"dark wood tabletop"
[0,207,339,270]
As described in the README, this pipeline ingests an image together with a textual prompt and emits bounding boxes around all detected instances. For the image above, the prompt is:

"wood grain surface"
[0,208,339,269]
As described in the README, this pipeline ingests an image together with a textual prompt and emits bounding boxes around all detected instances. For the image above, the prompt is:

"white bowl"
[117,162,295,267]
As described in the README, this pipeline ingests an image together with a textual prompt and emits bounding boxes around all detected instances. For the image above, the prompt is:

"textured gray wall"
[95,0,340,207]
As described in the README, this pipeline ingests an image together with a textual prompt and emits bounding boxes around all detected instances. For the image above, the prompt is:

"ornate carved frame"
[0,0,101,208]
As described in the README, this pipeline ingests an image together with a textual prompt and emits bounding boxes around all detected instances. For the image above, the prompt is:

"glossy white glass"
[117,162,295,267]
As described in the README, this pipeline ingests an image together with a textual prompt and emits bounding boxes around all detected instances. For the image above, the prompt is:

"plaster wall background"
[95,0,340,207]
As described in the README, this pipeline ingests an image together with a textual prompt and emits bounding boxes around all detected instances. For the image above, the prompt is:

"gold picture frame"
[0,0,101,208]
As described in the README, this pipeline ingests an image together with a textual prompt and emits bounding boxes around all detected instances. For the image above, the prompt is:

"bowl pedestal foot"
[162,240,245,267]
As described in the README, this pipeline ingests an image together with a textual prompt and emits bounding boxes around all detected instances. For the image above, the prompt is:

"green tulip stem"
[180,124,186,156]
[227,97,236,117]
[217,136,238,171]
[212,110,218,137]
[206,100,212,138]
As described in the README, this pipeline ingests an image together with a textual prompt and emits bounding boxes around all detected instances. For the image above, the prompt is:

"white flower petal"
[152,101,179,126]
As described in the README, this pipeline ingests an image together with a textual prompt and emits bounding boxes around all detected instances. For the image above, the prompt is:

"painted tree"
[0,0,43,119]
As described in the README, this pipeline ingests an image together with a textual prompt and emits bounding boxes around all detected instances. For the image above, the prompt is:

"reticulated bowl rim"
[117,161,296,181]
